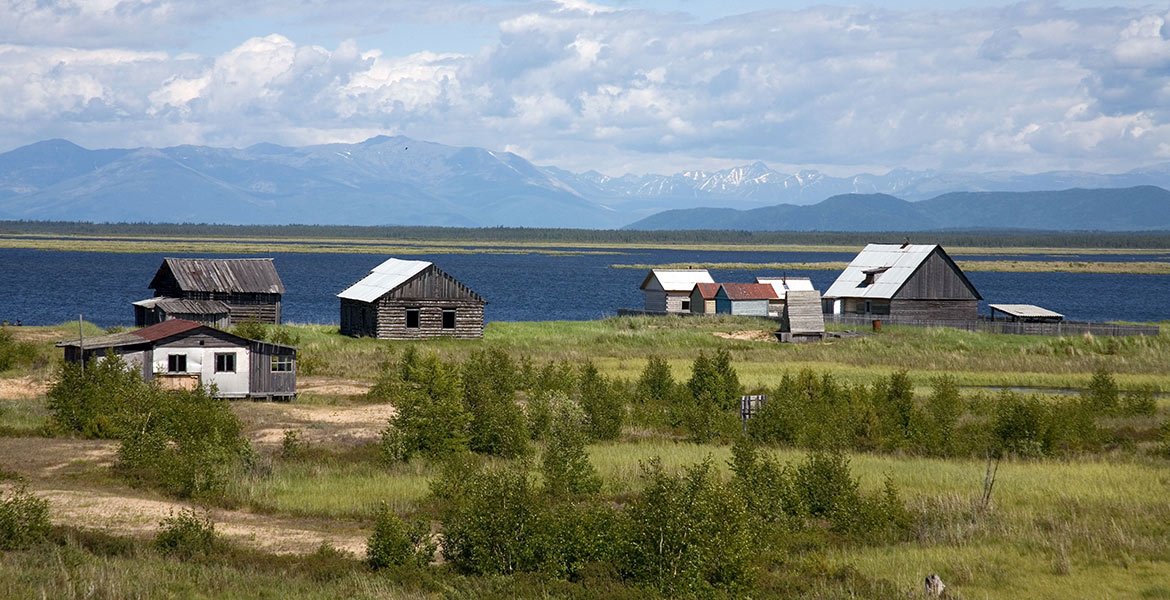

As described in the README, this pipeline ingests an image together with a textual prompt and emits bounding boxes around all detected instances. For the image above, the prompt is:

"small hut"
[338,258,485,339]
[714,283,778,316]
[989,304,1063,323]
[777,290,826,342]
[689,283,721,314]
[640,269,714,313]
[756,276,815,317]
[137,258,285,326]
[57,319,296,400]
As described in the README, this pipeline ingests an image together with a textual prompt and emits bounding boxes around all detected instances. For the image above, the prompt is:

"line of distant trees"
[3,220,1170,248]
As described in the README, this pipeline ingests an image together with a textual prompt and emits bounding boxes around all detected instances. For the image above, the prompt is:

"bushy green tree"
[541,396,601,498]
[620,458,752,596]
[367,503,432,569]
[463,348,529,458]
[46,355,147,438]
[683,351,739,442]
[438,464,544,575]
[0,485,50,550]
[1084,366,1120,415]
[634,356,675,404]
[912,375,964,456]
[577,361,623,441]
[729,437,804,538]
[379,351,470,462]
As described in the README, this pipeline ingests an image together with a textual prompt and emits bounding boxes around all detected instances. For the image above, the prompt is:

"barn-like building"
[823,243,980,321]
[337,258,486,339]
[640,269,714,314]
[57,319,296,401]
[137,258,285,326]
[714,283,778,316]
[689,282,721,315]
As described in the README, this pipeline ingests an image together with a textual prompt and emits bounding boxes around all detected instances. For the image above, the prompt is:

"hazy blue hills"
[3,137,1170,229]
[625,187,1170,231]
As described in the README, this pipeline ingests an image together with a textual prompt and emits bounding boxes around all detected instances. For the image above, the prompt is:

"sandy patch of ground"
[297,377,370,397]
[0,437,118,478]
[0,376,48,400]
[713,330,777,343]
[238,401,396,445]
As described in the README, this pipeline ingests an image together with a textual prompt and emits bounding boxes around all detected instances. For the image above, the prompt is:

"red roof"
[132,319,204,342]
[718,283,779,301]
[691,282,721,299]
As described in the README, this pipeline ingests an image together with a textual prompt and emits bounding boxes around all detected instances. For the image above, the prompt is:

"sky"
[2,0,1169,176]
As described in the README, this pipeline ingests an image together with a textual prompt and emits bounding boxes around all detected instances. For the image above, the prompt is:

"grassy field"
[3,316,1170,598]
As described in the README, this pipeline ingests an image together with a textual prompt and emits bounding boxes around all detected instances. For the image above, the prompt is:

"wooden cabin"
[57,319,296,400]
[777,290,825,342]
[756,276,815,317]
[338,258,485,339]
[714,283,778,316]
[823,244,980,321]
[138,258,285,326]
[640,269,714,313]
[689,283,720,314]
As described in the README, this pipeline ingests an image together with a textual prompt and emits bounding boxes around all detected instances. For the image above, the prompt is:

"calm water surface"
[2,248,1167,327]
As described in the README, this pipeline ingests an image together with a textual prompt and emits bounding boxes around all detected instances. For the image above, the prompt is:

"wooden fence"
[824,315,1160,337]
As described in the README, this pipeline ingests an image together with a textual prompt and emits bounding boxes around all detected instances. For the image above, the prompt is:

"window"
[681,299,691,311]
[272,355,293,372]
[167,354,187,373]
[214,352,236,373]
[406,308,420,328]
[442,309,456,329]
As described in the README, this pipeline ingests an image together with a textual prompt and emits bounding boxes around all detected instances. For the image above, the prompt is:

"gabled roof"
[57,319,294,351]
[756,276,815,299]
[717,283,779,301]
[989,304,1064,319]
[336,258,485,304]
[150,258,285,294]
[133,297,230,315]
[691,282,721,300]
[782,290,826,334]
[824,244,977,300]
[640,269,714,293]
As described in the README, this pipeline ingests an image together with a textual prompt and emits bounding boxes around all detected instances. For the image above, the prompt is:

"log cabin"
[137,258,285,326]
[337,258,485,339]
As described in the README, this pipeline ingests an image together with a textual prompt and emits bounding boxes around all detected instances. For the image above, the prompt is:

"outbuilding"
[57,319,296,400]
[714,283,778,316]
[823,243,981,321]
[338,258,486,339]
[137,258,285,326]
[689,283,721,314]
[756,276,815,317]
[989,304,1064,323]
[640,269,714,313]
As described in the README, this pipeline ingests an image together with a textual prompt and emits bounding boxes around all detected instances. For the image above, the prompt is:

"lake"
[3,247,1168,327]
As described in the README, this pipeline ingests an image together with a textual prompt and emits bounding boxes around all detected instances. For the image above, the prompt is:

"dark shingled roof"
[150,258,285,294]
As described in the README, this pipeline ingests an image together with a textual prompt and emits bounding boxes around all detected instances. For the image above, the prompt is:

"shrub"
[794,450,861,522]
[0,485,50,550]
[463,348,529,458]
[682,351,739,442]
[439,464,544,575]
[0,327,38,373]
[620,458,752,596]
[378,351,470,462]
[992,392,1048,457]
[1120,385,1158,417]
[46,354,147,438]
[1084,366,1120,415]
[912,375,964,456]
[577,361,623,441]
[367,503,433,569]
[541,396,601,498]
[117,385,253,499]
[155,508,219,560]
[729,437,804,538]
[634,356,675,404]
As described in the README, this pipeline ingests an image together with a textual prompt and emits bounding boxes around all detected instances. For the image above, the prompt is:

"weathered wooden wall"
[339,266,485,339]
[890,299,979,321]
[894,252,979,301]
[248,342,297,400]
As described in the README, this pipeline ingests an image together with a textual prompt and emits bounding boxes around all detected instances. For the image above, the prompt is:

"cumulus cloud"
[2,2,1170,175]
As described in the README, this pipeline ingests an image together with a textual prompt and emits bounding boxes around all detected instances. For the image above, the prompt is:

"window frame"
[271,355,294,373]
[167,354,187,373]
[405,308,421,329]
[214,352,236,373]
[441,309,456,330]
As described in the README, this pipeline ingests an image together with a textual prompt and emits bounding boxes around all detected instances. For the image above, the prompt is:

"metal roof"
[691,282,722,300]
[133,297,230,315]
[717,283,779,301]
[823,244,939,299]
[756,276,815,299]
[640,269,714,293]
[58,319,295,351]
[337,258,433,303]
[989,304,1064,319]
[151,258,285,294]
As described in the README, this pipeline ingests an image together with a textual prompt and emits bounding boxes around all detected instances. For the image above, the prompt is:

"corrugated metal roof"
[337,258,433,303]
[756,276,815,299]
[718,283,779,301]
[989,304,1064,319]
[691,282,721,299]
[153,258,285,294]
[57,319,202,350]
[640,269,714,292]
[823,244,938,299]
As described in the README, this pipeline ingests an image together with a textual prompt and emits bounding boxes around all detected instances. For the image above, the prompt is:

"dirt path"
[0,376,48,400]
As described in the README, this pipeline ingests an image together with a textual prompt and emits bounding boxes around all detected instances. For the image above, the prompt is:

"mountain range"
[2,137,1170,230]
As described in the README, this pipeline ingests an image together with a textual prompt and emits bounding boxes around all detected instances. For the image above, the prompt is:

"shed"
[338,258,486,339]
[689,283,721,314]
[777,290,826,342]
[989,304,1064,323]
[133,297,230,330]
[640,269,714,313]
[756,276,815,317]
[823,244,980,321]
[714,283,778,316]
[57,319,296,400]
[139,258,285,326]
